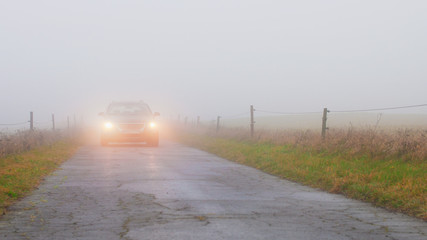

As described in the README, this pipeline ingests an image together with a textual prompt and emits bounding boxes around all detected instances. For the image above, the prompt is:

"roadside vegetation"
[0,130,81,215]
[169,126,427,220]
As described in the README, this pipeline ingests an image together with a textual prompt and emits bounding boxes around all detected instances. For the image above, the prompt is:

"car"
[98,101,160,146]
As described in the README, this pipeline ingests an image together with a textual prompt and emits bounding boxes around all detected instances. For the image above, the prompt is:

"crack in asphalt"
[0,142,426,240]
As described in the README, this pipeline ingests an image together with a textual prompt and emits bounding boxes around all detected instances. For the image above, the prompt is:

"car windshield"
[106,103,151,116]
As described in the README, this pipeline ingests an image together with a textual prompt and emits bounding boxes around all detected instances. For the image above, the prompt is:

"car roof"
[106,101,152,113]
[109,101,147,105]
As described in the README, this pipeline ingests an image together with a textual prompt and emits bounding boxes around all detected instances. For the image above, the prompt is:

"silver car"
[99,101,160,146]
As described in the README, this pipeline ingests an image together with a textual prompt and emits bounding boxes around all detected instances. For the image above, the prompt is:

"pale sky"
[1,0,426,128]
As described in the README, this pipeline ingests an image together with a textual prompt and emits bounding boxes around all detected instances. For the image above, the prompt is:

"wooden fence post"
[250,105,255,137]
[322,108,328,139]
[30,112,34,131]
[216,116,221,133]
[52,114,55,130]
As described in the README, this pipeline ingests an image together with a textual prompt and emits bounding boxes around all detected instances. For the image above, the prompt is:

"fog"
[1,0,426,130]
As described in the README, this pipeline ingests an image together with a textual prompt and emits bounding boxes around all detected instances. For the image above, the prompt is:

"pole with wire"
[250,105,255,137]
[30,112,34,131]
[216,116,221,133]
[52,114,55,131]
[321,108,328,139]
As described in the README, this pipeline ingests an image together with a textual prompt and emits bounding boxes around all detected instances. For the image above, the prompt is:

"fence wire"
[330,103,427,113]
[255,109,322,115]
[221,112,249,119]
[0,121,28,126]
[194,103,427,124]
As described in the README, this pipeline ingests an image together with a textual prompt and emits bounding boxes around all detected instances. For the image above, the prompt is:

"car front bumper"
[101,123,158,143]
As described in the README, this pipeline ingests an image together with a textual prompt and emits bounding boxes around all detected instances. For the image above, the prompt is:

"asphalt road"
[0,141,425,240]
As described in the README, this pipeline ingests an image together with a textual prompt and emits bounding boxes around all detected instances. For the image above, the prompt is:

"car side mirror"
[154,112,160,117]
[98,112,104,116]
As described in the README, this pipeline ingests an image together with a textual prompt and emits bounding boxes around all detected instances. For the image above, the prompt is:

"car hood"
[104,115,151,124]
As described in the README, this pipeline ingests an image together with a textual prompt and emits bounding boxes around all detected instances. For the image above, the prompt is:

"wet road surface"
[0,141,426,239]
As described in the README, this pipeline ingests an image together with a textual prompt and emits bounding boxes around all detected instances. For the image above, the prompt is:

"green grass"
[0,140,79,215]
[172,132,427,221]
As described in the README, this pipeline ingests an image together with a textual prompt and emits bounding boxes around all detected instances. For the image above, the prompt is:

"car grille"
[118,123,144,131]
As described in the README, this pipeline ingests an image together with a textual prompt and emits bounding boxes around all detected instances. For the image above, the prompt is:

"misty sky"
[1,0,426,128]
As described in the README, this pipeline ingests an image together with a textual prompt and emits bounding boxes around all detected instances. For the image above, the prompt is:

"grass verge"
[172,132,426,221]
[0,140,80,215]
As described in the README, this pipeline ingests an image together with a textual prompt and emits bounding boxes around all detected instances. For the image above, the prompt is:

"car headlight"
[104,122,113,129]
[149,122,156,128]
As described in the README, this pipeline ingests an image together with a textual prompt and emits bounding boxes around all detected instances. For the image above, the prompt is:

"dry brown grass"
[0,140,80,215]
[169,124,427,220]
[190,126,427,163]
[0,129,82,215]
[0,130,69,158]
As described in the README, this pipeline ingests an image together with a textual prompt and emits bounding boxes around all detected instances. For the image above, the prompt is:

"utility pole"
[52,114,55,131]
[197,116,200,128]
[250,105,255,137]
[321,108,328,139]
[67,116,70,130]
[216,116,221,133]
[30,111,34,131]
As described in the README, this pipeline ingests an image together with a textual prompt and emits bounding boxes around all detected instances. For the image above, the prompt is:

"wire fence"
[0,112,83,133]
[174,103,427,137]
[253,103,427,116]
[221,111,249,119]
[255,109,321,115]
[330,103,427,113]
[0,121,28,126]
